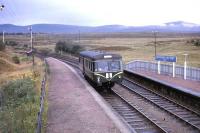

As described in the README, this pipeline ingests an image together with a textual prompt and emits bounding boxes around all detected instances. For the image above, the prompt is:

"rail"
[121,78,200,131]
[102,91,167,133]
[35,59,47,133]
[126,60,200,81]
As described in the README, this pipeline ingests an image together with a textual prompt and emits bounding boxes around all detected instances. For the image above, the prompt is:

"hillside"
[0,21,200,33]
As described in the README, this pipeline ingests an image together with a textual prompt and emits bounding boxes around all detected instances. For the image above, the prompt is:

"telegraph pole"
[78,30,80,44]
[152,31,157,58]
[3,31,5,43]
[29,26,34,66]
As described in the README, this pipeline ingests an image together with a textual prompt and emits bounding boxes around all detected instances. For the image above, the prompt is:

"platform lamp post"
[183,54,188,80]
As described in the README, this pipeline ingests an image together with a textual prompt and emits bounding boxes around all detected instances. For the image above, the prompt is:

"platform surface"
[126,68,200,97]
[46,57,131,133]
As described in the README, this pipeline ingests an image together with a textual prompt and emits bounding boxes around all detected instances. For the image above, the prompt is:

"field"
[3,32,200,68]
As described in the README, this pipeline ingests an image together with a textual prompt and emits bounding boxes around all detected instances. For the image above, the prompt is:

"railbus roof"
[79,50,122,60]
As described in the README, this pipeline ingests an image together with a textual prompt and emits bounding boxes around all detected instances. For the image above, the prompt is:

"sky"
[0,0,200,26]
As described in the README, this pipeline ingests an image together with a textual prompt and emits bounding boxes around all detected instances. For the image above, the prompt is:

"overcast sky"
[0,0,199,26]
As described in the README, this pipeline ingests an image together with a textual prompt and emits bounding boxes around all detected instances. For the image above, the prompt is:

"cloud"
[0,0,200,26]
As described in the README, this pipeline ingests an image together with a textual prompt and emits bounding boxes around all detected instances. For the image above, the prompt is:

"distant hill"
[0,21,200,33]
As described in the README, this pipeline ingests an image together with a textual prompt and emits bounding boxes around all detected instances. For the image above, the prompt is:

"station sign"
[155,55,177,62]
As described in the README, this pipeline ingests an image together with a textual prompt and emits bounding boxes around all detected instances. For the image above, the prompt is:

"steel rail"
[121,78,200,131]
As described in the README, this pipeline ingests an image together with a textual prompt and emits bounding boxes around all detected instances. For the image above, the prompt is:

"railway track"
[48,55,200,132]
[121,77,200,132]
[101,91,167,133]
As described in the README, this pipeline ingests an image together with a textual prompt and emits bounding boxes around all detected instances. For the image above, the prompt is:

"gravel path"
[46,57,122,133]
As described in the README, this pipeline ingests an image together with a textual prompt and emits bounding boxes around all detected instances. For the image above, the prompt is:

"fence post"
[157,61,160,74]
[173,62,175,78]
[184,61,187,80]
[183,54,188,80]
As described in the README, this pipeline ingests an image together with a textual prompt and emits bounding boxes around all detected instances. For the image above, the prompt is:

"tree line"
[55,40,84,55]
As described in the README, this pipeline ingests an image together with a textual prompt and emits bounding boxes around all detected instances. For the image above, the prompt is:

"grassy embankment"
[0,47,48,133]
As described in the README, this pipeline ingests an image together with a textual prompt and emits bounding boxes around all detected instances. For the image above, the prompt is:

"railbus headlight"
[97,76,101,83]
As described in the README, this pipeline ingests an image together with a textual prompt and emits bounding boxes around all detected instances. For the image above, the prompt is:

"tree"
[71,45,82,54]
[190,39,200,47]
[55,40,84,55]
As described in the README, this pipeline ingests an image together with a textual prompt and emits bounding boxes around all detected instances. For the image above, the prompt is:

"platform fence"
[125,60,200,81]
[36,59,47,133]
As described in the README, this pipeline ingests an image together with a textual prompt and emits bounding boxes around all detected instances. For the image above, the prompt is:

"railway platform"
[125,68,200,98]
[45,57,132,133]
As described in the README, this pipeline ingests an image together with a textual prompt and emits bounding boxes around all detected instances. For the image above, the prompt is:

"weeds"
[12,56,20,64]
[0,78,39,133]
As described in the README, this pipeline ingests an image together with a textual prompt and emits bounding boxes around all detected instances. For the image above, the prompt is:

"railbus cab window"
[95,61,121,72]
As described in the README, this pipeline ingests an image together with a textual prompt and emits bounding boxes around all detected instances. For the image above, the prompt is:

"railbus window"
[95,61,121,72]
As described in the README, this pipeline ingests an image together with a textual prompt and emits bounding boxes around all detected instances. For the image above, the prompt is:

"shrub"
[5,41,18,46]
[55,40,84,55]
[71,45,82,54]
[23,44,28,48]
[194,40,200,46]
[12,56,20,64]
[189,39,200,47]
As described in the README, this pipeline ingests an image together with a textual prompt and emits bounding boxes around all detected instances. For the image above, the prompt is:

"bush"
[12,56,20,64]
[71,45,82,54]
[189,39,200,46]
[0,40,5,51]
[194,40,200,46]
[55,40,84,55]
[23,44,28,48]
[5,41,18,46]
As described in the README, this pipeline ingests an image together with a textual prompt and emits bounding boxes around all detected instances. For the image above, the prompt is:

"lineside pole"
[3,31,5,43]
[30,26,34,67]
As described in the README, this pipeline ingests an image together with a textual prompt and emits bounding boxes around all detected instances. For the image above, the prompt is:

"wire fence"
[36,59,47,133]
[125,60,200,81]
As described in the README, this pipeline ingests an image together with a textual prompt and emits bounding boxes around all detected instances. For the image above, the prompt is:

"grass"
[0,78,39,133]
[0,47,47,132]
[2,33,200,68]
